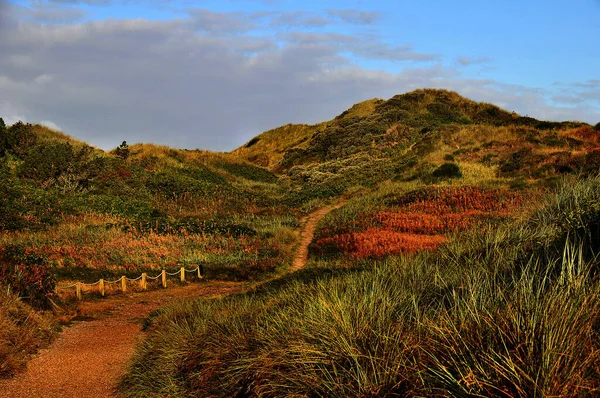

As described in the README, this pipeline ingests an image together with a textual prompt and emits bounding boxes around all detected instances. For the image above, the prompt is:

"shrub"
[431,162,462,179]
[0,245,55,308]
[18,141,75,181]
[1,121,37,157]
[114,141,130,160]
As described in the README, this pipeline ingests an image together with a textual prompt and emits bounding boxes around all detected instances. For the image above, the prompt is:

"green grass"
[0,122,301,286]
[119,175,600,397]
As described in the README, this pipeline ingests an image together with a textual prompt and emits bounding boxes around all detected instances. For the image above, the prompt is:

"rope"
[55,265,203,296]
[56,284,78,290]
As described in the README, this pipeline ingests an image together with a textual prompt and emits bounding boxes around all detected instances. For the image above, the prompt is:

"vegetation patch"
[120,175,600,397]
[313,186,524,259]
[0,290,57,378]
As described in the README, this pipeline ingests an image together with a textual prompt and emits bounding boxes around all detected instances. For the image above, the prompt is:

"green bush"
[114,141,130,160]
[431,162,462,178]
[18,142,75,181]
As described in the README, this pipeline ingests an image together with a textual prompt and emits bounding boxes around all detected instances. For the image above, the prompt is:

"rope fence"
[55,265,203,301]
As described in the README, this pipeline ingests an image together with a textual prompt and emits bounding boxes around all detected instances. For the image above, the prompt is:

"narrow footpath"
[0,203,342,398]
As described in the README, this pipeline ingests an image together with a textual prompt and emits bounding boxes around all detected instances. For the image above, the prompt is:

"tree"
[0,118,6,157]
[115,140,130,160]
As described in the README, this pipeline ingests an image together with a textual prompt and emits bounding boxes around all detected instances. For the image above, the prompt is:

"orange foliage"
[405,186,523,215]
[315,229,446,259]
[374,212,482,234]
[314,186,525,259]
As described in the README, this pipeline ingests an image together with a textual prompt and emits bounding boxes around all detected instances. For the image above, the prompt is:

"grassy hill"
[1,89,600,390]
[0,120,300,376]
[0,121,299,296]
[236,89,599,207]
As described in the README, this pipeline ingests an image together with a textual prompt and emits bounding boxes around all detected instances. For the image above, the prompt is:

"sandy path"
[0,203,344,398]
[0,283,241,398]
[291,201,345,271]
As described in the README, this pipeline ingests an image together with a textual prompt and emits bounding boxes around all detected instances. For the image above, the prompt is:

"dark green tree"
[0,118,6,157]
[115,140,130,160]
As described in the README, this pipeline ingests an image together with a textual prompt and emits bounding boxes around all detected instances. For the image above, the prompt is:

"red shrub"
[314,187,525,259]
[315,229,446,259]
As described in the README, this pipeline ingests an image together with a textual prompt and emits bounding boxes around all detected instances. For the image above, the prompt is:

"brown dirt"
[291,201,346,271]
[0,204,343,398]
[0,282,242,398]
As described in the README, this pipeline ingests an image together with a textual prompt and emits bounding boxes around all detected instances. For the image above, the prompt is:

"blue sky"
[1,0,599,150]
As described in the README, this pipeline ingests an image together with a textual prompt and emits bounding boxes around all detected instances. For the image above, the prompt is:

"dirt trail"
[291,201,345,271]
[0,283,241,398]
[0,204,343,398]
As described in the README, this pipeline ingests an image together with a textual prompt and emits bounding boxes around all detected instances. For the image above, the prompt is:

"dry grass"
[0,290,57,378]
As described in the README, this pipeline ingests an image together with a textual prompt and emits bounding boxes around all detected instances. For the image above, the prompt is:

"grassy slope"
[2,89,600,390]
[0,290,56,378]
[116,89,600,396]
[120,175,600,397]
[0,123,297,378]
[235,89,599,208]
[0,123,298,285]
[232,98,382,169]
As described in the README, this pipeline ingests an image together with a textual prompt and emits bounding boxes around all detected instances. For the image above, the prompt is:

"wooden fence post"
[99,279,105,297]
[121,276,127,293]
[180,267,185,282]
[162,269,167,288]
[76,282,82,301]
[141,273,147,290]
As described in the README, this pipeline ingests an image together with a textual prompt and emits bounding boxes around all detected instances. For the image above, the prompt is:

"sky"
[0,0,599,151]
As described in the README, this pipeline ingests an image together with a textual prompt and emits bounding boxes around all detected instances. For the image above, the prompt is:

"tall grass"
[0,289,57,378]
[120,175,600,397]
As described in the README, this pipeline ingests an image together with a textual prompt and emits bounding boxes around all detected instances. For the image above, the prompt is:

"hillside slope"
[0,121,297,287]
[234,89,599,206]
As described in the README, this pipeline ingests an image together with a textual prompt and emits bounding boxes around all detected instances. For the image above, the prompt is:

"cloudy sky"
[1,0,599,151]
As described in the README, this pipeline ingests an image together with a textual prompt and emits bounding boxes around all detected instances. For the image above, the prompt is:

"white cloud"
[0,5,598,152]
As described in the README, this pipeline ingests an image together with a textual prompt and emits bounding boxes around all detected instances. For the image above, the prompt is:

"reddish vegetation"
[314,186,524,259]
[317,229,447,259]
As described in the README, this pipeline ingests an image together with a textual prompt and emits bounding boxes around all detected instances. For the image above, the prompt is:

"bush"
[431,162,462,179]
[18,142,75,181]
[0,245,55,308]
[1,121,37,157]
[114,141,130,160]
